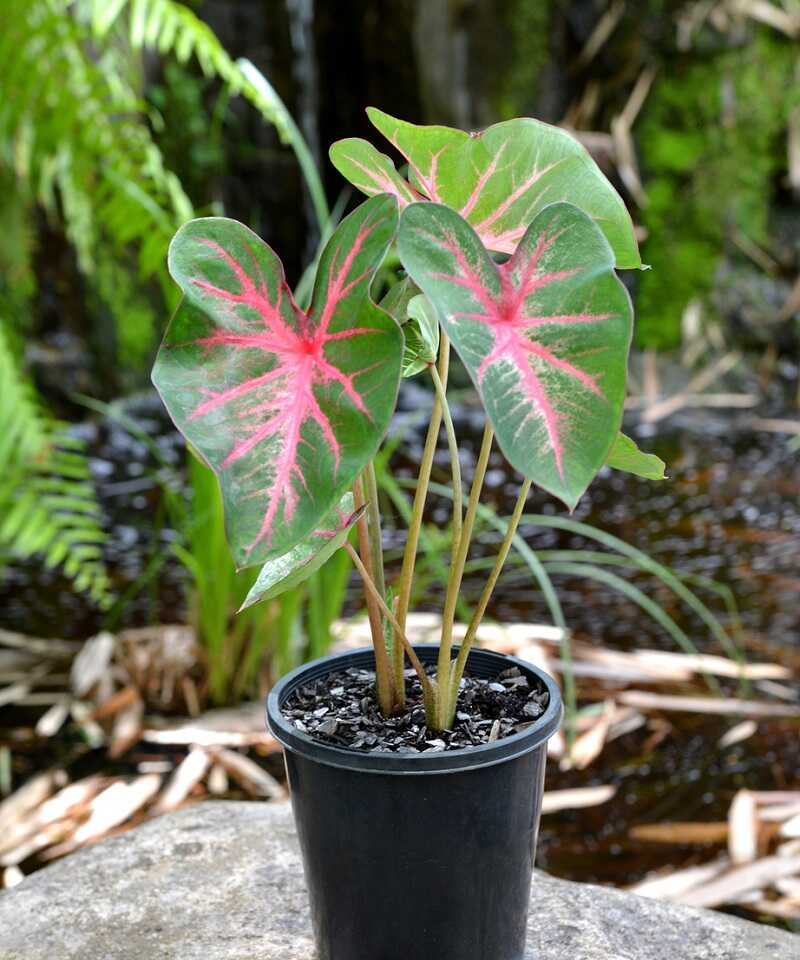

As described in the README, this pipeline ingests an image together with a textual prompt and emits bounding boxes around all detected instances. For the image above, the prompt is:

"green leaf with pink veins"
[330,108,641,269]
[398,201,633,510]
[328,138,423,206]
[152,194,403,569]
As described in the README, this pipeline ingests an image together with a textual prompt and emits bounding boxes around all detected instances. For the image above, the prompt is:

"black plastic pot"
[266,644,562,960]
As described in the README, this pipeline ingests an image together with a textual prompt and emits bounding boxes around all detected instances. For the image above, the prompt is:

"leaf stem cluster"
[350,334,530,730]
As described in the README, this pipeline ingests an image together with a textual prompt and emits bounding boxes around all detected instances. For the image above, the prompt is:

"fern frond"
[0,1,194,356]
[0,325,112,607]
[76,0,330,231]
[78,0,293,141]
[0,0,194,365]
[0,169,37,329]
[0,1,328,364]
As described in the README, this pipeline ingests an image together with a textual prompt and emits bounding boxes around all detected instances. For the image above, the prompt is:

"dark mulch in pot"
[281,665,550,753]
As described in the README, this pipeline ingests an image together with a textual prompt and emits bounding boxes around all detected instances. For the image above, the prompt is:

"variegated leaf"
[330,108,640,268]
[152,195,402,568]
[239,496,363,610]
[398,201,633,508]
[328,138,422,205]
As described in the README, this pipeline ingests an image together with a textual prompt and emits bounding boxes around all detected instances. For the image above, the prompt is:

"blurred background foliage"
[0,0,798,700]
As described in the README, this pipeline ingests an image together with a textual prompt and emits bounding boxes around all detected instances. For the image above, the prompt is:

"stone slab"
[0,801,795,959]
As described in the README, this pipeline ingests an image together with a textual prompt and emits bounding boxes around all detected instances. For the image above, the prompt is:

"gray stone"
[0,801,794,959]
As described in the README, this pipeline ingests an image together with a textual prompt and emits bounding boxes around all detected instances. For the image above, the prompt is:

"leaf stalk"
[445,479,532,727]
[393,335,450,688]
[352,476,395,714]
[434,421,493,728]
[345,543,437,708]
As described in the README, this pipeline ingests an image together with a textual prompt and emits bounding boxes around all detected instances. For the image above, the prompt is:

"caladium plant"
[330,108,641,268]
[153,109,664,730]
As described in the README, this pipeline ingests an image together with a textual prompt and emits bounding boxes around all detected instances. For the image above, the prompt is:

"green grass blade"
[525,515,745,667]
[541,560,722,695]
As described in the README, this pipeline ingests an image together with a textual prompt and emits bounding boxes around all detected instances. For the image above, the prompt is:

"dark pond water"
[1,358,798,927]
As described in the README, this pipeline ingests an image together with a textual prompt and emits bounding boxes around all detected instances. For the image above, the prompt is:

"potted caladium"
[153,109,659,960]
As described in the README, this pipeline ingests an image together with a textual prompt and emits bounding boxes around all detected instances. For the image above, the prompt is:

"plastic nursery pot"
[267,644,563,960]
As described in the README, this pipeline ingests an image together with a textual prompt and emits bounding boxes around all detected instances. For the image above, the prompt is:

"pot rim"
[266,644,563,775]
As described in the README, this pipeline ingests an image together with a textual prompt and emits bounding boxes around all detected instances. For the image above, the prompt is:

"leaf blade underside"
[239,496,363,610]
[152,195,402,568]
[330,108,640,269]
[398,201,633,509]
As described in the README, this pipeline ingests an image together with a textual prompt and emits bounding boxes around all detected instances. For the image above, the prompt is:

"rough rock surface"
[0,801,794,959]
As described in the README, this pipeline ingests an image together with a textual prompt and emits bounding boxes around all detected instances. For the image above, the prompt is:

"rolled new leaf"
[402,295,440,378]
[398,201,633,509]
[331,108,641,269]
[378,276,418,326]
[153,195,402,568]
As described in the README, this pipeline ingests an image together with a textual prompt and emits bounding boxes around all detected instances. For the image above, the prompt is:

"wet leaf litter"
[282,666,549,753]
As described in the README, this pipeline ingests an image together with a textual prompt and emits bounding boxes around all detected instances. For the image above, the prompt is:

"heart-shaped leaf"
[402,295,440,378]
[239,496,363,611]
[606,433,666,480]
[398,201,633,509]
[331,108,640,269]
[153,195,402,568]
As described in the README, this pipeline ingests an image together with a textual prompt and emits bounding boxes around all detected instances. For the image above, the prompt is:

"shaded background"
[5,0,799,388]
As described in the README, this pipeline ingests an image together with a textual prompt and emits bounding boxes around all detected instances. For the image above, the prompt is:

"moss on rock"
[636,28,798,348]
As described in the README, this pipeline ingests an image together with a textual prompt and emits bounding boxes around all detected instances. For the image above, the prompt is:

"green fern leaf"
[0,325,112,607]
